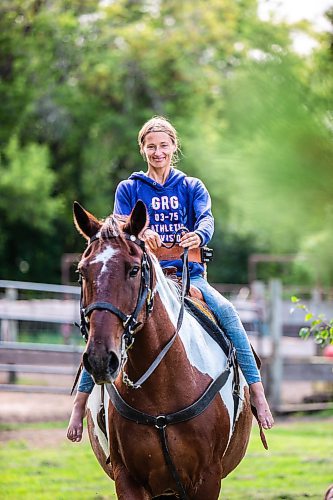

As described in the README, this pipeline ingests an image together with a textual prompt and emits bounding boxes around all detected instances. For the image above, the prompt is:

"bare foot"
[66,391,89,442]
[249,382,274,430]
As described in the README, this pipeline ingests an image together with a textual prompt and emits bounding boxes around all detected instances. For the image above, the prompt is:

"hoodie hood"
[129,168,186,191]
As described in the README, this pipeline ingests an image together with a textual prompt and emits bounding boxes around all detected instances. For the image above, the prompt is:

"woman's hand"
[179,231,201,249]
[142,228,162,251]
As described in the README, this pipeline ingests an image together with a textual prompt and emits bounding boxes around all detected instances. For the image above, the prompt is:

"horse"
[73,199,253,500]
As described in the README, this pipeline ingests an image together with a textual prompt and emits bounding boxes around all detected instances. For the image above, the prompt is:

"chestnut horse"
[74,200,253,500]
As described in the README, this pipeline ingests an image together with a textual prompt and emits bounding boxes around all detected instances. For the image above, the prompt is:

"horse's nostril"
[83,352,92,373]
[109,351,120,375]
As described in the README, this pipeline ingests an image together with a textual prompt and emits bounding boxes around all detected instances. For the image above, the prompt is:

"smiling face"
[142,131,176,172]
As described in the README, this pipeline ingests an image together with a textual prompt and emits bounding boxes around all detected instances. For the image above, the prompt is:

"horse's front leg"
[113,463,150,500]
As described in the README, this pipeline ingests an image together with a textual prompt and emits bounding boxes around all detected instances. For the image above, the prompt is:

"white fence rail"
[0,299,79,324]
[1,279,333,409]
[0,341,83,393]
[0,280,80,342]
[0,279,80,295]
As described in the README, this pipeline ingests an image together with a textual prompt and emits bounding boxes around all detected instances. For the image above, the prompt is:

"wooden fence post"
[269,279,283,411]
[0,288,18,342]
[251,280,266,355]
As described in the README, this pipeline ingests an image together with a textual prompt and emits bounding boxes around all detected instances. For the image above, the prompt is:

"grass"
[224,418,333,499]
[0,421,66,432]
[0,417,332,499]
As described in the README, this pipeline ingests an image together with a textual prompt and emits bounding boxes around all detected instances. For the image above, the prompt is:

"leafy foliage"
[291,296,333,346]
[0,0,332,283]
[0,136,63,230]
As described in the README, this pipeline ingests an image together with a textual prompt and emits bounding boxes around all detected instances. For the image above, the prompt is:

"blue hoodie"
[113,168,214,277]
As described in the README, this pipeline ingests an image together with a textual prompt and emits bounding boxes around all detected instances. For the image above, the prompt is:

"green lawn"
[0,418,332,499]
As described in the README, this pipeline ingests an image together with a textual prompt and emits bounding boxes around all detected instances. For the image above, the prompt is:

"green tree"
[0,136,63,280]
[1,0,332,285]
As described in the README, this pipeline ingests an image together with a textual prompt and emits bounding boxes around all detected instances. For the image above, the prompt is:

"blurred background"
[1,0,332,286]
[0,0,333,411]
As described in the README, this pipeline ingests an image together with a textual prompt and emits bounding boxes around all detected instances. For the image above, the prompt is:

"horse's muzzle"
[83,348,120,384]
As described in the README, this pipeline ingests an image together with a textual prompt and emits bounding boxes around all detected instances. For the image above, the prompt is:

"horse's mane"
[99,214,129,243]
[166,275,181,300]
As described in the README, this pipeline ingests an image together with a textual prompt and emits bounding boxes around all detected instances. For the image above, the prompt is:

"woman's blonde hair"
[138,116,180,163]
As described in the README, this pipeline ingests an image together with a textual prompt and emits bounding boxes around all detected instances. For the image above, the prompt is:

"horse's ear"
[123,200,148,237]
[73,201,101,240]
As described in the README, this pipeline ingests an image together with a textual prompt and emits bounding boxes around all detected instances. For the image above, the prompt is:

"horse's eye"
[129,265,140,277]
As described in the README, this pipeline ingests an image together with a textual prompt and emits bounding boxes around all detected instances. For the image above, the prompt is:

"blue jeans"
[191,275,261,385]
[78,275,261,393]
[78,367,95,393]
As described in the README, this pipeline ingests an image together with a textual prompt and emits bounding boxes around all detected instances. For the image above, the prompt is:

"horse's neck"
[124,262,229,410]
[125,264,185,382]
[126,273,182,372]
[145,261,229,385]
[153,262,182,327]
[125,294,203,411]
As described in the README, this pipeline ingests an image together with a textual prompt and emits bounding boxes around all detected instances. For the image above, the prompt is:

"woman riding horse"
[67,116,274,443]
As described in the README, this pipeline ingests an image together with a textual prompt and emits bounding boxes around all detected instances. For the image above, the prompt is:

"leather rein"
[77,230,240,500]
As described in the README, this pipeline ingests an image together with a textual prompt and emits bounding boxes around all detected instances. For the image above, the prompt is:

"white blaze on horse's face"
[90,245,118,282]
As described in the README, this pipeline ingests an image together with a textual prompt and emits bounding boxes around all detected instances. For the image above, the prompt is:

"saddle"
[163,265,205,301]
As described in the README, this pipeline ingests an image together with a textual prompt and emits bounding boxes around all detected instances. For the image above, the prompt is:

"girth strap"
[158,426,187,500]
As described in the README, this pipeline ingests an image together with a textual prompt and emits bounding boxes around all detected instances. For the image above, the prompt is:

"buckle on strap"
[123,315,141,335]
[155,415,167,429]
[233,383,241,396]
[123,314,132,329]
[226,346,236,370]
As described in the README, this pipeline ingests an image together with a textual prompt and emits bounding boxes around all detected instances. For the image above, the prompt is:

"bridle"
[78,232,154,368]
[77,229,190,388]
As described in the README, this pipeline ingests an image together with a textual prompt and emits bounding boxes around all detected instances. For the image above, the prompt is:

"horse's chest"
[109,406,227,480]
[114,421,163,464]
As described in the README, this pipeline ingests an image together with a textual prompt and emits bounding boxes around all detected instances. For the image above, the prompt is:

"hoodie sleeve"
[191,179,214,246]
[113,180,134,215]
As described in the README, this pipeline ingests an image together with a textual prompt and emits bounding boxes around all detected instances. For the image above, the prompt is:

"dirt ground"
[1,389,332,453]
[0,390,84,446]
[0,391,74,423]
